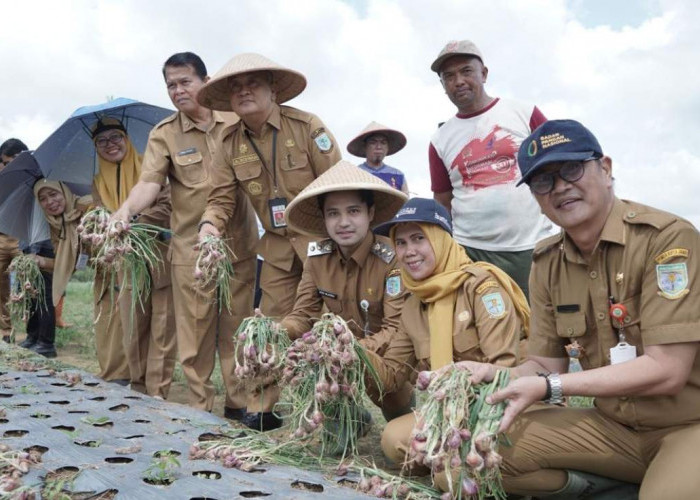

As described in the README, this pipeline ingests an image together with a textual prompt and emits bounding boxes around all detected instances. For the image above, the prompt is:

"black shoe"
[241,412,282,432]
[224,406,247,422]
[19,337,38,349]
[30,342,57,358]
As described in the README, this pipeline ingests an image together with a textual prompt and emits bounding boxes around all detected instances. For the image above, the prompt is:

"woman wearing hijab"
[368,197,530,492]
[91,118,176,396]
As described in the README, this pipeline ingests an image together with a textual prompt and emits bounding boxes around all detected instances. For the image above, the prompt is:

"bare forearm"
[121,181,162,218]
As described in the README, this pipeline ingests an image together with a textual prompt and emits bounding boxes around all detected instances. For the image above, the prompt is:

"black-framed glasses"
[528,158,598,195]
[95,133,125,148]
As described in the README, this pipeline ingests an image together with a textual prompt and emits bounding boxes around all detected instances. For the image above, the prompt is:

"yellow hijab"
[92,120,141,211]
[34,180,87,305]
[393,222,530,369]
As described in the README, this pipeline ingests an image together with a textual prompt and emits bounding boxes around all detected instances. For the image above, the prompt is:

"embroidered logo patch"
[311,128,333,153]
[656,263,689,299]
[482,292,506,318]
[386,275,401,297]
[475,280,499,295]
[458,310,471,323]
[654,248,689,264]
[247,181,263,195]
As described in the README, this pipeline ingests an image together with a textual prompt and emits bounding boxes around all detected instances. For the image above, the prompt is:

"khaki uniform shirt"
[0,234,19,253]
[140,111,258,265]
[280,233,407,354]
[372,266,525,394]
[201,104,341,271]
[530,198,700,430]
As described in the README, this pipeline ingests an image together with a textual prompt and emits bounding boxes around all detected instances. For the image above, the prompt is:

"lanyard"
[245,128,278,192]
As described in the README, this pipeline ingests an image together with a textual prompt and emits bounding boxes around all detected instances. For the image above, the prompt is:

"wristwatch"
[546,373,564,404]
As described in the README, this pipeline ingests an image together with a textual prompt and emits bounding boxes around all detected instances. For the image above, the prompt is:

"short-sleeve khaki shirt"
[280,233,407,354]
[140,111,258,265]
[201,104,341,269]
[530,198,700,429]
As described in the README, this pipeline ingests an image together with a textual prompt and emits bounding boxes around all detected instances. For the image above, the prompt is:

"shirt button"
[597,312,605,320]
[627,211,637,219]
[589,271,598,279]
[566,327,574,334]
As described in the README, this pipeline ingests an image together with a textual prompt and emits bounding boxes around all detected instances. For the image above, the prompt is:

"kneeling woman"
[368,198,530,490]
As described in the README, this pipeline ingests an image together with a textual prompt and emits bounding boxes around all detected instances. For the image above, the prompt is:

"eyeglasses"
[528,158,598,195]
[95,133,124,148]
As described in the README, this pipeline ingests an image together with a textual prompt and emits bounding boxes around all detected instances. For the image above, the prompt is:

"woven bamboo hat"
[346,121,407,158]
[196,53,307,111]
[285,160,408,237]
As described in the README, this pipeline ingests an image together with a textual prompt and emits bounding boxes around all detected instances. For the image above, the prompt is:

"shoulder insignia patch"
[371,242,395,264]
[482,292,507,319]
[475,280,499,295]
[654,248,689,264]
[311,128,334,154]
[308,239,335,257]
[385,275,402,297]
[656,262,690,299]
[388,268,401,277]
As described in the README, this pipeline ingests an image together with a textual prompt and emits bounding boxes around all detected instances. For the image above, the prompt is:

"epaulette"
[308,239,335,257]
[532,232,564,259]
[153,112,178,129]
[280,105,314,124]
[620,200,679,232]
[371,241,395,264]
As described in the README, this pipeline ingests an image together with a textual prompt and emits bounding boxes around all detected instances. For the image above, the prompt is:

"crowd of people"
[1,39,699,498]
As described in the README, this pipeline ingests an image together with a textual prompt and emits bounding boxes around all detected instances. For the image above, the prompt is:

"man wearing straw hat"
[282,160,415,427]
[197,53,341,430]
[347,121,409,194]
[111,52,259,418]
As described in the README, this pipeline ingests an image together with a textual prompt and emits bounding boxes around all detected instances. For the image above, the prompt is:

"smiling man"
[429,40,553,299]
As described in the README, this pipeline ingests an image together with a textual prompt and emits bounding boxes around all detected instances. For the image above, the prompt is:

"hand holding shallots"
[193,235,235,312]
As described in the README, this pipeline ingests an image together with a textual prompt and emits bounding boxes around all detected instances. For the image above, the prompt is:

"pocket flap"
[555,311,587,338]
[174,151,203,165]
[234,161,263,181]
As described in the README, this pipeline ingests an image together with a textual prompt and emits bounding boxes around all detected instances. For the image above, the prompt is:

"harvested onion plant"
[408,366,510,499]
[7,255,46,342]
[352,464,442,499]
[0,443,42,497]
[78,207,166,311]
[279,313,380,458]
[193,235,235,312]
[234,317,290,383]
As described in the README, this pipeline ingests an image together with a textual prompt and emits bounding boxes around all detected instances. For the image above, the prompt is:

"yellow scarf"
[34,180,87,305]
[93,133,141,211]
[394,223,530,369]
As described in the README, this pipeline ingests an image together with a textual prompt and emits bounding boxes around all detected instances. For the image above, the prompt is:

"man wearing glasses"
[428,40,554,300]
[459,120,700,498]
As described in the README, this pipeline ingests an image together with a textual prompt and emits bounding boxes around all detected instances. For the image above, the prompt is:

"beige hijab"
[34,179,87,305]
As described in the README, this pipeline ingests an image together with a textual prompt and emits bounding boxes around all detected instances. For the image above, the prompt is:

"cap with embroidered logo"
[374,197,452,236]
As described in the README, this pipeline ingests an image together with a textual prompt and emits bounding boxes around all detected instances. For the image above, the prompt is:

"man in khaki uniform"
[282,160,413,422]
[197,53,341,429]
[463,120,700,499]
[111,52,259,415]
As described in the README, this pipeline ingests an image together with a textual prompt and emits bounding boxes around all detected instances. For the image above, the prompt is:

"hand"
[254,308,265,318]
[440,360,499,384]
[198,222,220,241]
[110,206,131,224]
[487,375,548,433]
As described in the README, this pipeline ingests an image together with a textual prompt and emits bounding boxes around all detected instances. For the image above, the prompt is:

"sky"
[2,0,699,227]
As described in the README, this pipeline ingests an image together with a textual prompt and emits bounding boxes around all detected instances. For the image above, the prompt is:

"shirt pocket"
[174,151,207,186]
[555,311,587,338]
[279,153,315,195]
[233,162,264,195]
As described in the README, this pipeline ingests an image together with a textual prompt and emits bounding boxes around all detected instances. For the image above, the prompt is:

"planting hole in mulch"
[0,419,7,424]
[45,465,80,482]
[105,457,133,464]
[198,432,229,442]
[13,403,30,408]
[109,404,129,412]
[192,470,221,480]
[84,382,100,387]
[171,417,189,423]
[190,498,220,500]
[0,393,12,398]
[69,410,89,414]
[49,400,70,405]
[69,388,85,392]
[134,419,151,424]
[3,429,28,437]
[240,492,271,498]
[153,450,181,458]
[31,412,51,419]
[74,440,100,448]
[291,480,324,493]
[25,445,49,456]
[123,434,144,439]
[87,489,118,499]
[53,425,76,432]
[337,478,358,487]
[143,476,175,486]
[89,396,106,401]
[124,395,141,400]
[51,382,68,387]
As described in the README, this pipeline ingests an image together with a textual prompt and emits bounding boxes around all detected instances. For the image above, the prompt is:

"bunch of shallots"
[77,206,110,248]
[234,317,290,382]
[7,255,45,341]
[0,444,42,498]
[279,313,377,457]
[408,365,510,499]
[193,235,235,312]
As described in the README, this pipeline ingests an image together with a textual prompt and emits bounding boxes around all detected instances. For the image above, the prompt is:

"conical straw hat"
[346,121,407,158]
[285,160,408,238]
[197,53,307,111]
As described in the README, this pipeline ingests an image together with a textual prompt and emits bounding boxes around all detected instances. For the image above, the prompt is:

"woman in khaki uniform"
[369,197,530,492]
[91,118,176,393]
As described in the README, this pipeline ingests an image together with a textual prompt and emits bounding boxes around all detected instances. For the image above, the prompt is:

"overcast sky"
[2,0,699,226]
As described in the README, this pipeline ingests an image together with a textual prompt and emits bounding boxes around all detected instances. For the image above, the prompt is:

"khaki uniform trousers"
[0,243,21,334]
[250,255,304,412]
[500,406,700,500]
[171,256,256,411]
[118,257,176,398]
[93,271,130,381]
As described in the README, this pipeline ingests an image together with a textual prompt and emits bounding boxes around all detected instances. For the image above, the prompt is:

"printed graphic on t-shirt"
[450,125,518,190]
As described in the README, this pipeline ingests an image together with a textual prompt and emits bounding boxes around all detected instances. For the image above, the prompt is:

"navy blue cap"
[374,197,452,236]
[517,119,603,186]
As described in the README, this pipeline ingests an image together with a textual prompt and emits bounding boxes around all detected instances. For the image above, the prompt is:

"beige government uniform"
[374,266,525,469]
[280,232,414,415]
[0,234,21,336]
[502,199,700,499]
[140,110,258,411]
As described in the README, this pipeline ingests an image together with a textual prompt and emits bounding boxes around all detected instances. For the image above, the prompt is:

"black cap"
[517,119,603,186]
[374,197,452,236]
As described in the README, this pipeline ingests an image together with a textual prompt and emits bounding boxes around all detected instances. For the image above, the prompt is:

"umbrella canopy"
[0,151,90,245]
[35,97,173,185]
